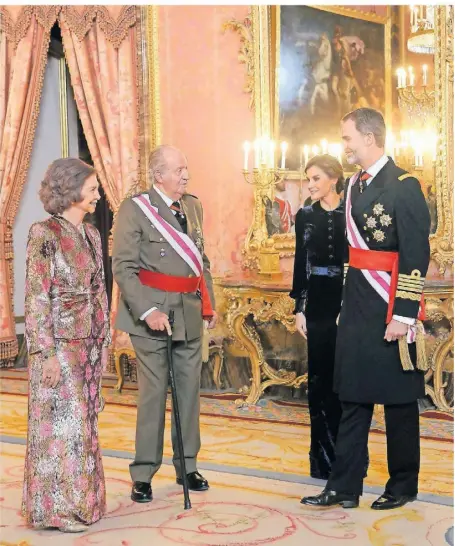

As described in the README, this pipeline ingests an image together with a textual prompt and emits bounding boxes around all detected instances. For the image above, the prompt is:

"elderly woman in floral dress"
[22,158,110,533]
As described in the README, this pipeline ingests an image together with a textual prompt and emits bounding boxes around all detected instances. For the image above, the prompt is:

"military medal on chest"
[363,202,391,243]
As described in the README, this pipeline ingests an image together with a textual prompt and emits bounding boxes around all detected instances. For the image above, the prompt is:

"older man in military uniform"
[301,108,430,510]
[112,145,217,503]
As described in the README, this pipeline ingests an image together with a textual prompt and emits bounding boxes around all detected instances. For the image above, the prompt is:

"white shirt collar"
[153,185,175,207]
[364,154,389,184]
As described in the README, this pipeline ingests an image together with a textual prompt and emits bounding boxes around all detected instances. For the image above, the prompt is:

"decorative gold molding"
[222,12,255,110]
[146,5,161,151]
[136,5,161,193]
[58,58,69,158]
[430,5,454,275]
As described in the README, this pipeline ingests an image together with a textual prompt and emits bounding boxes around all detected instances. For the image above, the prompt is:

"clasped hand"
[384,319,408,342]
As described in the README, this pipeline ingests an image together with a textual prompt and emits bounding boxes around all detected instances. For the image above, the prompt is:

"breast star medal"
[366,216,377,229]
[373,203,385,216]
[380,214,392,227]
[373,229,386,242]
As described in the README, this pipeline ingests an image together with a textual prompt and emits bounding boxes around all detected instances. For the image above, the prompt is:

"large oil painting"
[277,6,389,171]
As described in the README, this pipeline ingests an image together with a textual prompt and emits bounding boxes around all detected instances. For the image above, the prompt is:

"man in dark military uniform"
[301,108,430,510]
[112,145,217,503]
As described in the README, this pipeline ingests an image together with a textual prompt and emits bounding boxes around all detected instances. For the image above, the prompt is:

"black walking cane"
[167,310,192,510]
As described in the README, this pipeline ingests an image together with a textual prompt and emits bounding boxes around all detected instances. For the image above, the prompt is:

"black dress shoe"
[131,481,152,503]
[300,489,359,509]
[371,492,417,510]
[176,471,209,491]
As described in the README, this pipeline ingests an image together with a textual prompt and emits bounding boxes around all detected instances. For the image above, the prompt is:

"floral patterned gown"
[22,216,110,528]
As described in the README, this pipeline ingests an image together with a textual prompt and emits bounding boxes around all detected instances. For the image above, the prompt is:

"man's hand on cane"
[206,311,218,329]
[145,309,172,335]
[384,319,408,342]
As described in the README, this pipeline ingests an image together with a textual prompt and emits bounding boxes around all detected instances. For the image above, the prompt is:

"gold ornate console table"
[221,273,453,411]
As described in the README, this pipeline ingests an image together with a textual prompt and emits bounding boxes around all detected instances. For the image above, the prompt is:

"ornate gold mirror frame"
[431,5,453,275]
[227,6,453,275]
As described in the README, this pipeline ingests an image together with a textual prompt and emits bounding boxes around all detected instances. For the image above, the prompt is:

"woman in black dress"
[290,154,345,480]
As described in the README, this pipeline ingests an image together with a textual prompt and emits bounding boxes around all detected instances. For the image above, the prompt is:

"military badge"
[366,216,377,229]
[380,214,392,227]
[373,229,386,242]
[194,227,204,251]
[373,203,385,216]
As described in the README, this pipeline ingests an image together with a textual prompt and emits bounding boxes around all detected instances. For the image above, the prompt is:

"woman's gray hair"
[39,158,96,215]
[342,108,386,148]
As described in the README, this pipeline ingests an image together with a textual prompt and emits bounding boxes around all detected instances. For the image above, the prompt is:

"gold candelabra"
[242,163,288,278]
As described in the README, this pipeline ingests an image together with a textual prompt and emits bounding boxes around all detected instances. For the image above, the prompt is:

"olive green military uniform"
[112,187,215,482]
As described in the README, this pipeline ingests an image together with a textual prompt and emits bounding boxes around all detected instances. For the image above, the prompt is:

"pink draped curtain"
[0,6,142,367]
[0,7,59,366]
[58,6,141,356]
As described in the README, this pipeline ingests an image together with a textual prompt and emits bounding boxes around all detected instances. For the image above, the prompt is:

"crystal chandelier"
[407,5,435,54]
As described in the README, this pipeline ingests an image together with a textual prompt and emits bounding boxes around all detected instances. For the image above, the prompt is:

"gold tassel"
[398,320,429,372]
[415,320,429,371]
[202,322,210,363]
[398,336,415,371]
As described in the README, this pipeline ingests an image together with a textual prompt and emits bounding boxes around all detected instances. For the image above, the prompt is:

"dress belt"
[310,266,342,277]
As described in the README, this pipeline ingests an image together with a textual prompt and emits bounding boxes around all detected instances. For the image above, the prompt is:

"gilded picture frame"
[270,6,392,254]
[234,6,452,269]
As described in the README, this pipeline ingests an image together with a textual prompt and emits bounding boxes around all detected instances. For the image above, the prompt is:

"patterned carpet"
[1,442,453,546]
[0,370,453,442]
[0,370,453,545]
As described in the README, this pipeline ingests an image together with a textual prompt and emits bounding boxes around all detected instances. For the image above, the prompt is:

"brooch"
[373,203,385,216]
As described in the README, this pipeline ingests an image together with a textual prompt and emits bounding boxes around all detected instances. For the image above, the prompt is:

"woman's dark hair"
[304,154,344,194]
[39,158,96,215]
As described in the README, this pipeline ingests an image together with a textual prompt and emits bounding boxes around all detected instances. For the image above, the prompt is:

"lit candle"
[311,145,319,157]
[253,140,260,168]
[414,7,419,28]
[396,69,402,88]
[269,141,275,168]
[422,64,428,86]
[243,141,250,171]
[261,137,269,165]
[410,5,414,27]
[280,141,288,169]
[336,144,342,164]
[402,68,407,87]
[320,139,328,155]
[410,71,415,87]
[303,145,309,168]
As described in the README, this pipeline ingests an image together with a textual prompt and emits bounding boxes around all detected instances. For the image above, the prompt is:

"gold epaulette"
[398,173,413,181]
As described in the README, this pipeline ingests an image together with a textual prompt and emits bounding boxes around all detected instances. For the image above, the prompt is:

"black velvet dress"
[290,200,344,479]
